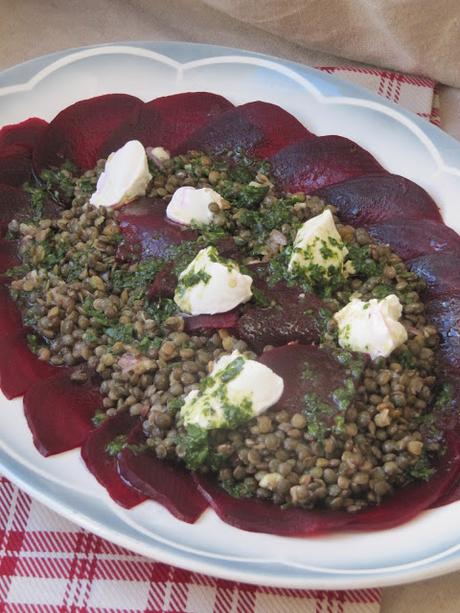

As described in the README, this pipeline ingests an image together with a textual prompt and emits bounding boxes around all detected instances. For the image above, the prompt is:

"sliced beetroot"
[193,473,349,535]
[0,118,48,149]
[33,94,143,172]
[194,435,460,535]
[367,220,460,260]
[101,92,233,157]
[408,253,460,298]
[0,332,59,399]
[270,135,385,194]
[238,291,326,353]
[148,262,177,299]
[176,101,313,157]
[236,265,328,352]
[116,197,197,261]
[234,101,314,158]
[0,239,20,276]
[259,344,362,425]
[81,412,146,509]
[118,425,208,523]
[0,184,33,236]
[314,174,441,226]
[184,310,239,333]
[23,370,102,456]
[177,106,263,156]
[0,144,32,187]
[426,297,460,372]
[0,285,23,336]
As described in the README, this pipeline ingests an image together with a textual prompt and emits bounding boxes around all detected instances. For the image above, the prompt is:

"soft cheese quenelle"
[180,351,285,430]
[334,294,408,360]
[90,140,152,208]
[166,186,225,226]
[289,209,348,280]
[174,246,253,315]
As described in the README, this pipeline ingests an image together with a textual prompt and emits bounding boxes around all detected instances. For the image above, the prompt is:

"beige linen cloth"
[1,1,460,611]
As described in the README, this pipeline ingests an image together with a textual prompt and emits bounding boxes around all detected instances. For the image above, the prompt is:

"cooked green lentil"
[8,148,442,513]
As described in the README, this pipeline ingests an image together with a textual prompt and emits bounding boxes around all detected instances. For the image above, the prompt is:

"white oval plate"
[1,41,460,590]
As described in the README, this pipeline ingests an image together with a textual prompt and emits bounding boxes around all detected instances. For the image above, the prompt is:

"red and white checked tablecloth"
[0,66,438,612]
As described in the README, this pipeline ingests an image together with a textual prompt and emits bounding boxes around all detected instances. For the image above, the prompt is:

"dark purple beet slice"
[367,220,460,260]
[238,291,326,353]
[314,174,441,225]
[101,93,234,156]
[23,371,103,456]
[236,102,314,158]
[194,435,460,535]
[193,473,349,535]
[33,94,143,172]
[259,344,362,425]
[177,101,314,158]
[81,412,146,509]
[0,285,23,337]
[0,333,59,399]
[176,105,263,156]
[184,311,239,333]
[270,135,385,194]
[426,297,460,372]
[0,144,32,187]
[148,262,177,299]
[118,425,208,523]
[0,239,20,276]
[408,253,460,298]
[116,197,197,261]
[0,184,33,236]
[152,92,234,152]
[0,118,48,149]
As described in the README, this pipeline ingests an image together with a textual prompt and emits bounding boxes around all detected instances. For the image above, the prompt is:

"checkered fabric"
[0,66,437,611]
[318,66,440,126]
[0,478,381,612]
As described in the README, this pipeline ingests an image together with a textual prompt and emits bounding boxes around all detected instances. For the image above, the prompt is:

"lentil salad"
[8,147,442,514]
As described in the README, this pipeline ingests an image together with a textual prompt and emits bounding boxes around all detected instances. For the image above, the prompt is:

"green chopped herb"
[105,434,128,456]
[92,411,108,427]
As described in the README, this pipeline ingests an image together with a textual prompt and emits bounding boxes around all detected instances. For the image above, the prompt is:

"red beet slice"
[238,290,326,353]
[194,473,350,535]
[0,240,20,276]
[101,93,233,157]
[116,197,197,261]
[314,174,441,226]
[233,101,314,158]
[408,253,460,298]
[177,101,312,158]
[0,118,48,149]
[194,435,460,535]
[259,344,363,425]
[33,94,143,171]
[367,220,460,260]
[148,262,177,299]
[118,425,208,523]
[0,144,32,187]
[0,332,59,399]
[0,184,32,236]
[23,370,102,456]
[426,297,460,372]
[177,106,262,156]
[0,285,23,337]
[81,412,146,509]
[184,310,239,333]
[270,135,385,194]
